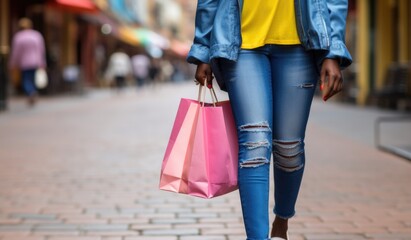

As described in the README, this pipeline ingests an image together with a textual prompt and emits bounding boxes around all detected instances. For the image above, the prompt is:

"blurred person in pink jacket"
[9,18,46,106]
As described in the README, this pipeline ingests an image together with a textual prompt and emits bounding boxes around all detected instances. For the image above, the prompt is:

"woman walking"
[9,18,46,106]
[187,0,352,239]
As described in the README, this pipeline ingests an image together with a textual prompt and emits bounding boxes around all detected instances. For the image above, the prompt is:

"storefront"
[2,0,192,103]
[4,0,101,94]
[0,0,10,110]
[355,0,411,107]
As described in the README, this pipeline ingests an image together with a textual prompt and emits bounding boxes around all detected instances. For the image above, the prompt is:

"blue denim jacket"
[186,0,353,90]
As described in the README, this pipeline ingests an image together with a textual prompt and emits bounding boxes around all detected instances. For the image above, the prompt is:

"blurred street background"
[0,0,411,240]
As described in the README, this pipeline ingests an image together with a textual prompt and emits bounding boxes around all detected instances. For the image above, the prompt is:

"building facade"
[354,0,411,109]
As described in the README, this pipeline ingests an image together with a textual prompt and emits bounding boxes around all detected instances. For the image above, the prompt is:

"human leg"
[135,76,144,87]
[21,69,37,96]
[21,69,38,106]
[220,47,273,240]
[269,45,318,238]
[115,76,126,90]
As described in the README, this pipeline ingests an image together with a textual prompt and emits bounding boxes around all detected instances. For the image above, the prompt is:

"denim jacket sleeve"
[186,0,219,65]
[324,0,352,69]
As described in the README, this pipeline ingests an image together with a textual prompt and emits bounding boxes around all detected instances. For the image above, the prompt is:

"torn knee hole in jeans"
[273,140,301,149]
[241,140,270,150]
[239,121,271,132]
[240,157,269,168]
[298,83,315,89]
[273,140,304,172]
[274,153,304,172]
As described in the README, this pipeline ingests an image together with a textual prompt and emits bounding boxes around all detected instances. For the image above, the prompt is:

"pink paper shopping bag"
[159,87,238,198]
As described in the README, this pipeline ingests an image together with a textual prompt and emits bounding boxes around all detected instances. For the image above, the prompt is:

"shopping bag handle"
[197,85,219,107]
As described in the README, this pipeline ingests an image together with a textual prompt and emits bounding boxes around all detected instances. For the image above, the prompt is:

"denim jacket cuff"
[186,44,210,64]
[324,40,353,69]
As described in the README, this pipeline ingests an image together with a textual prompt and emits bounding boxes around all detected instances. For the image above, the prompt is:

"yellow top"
[241,0,301,49]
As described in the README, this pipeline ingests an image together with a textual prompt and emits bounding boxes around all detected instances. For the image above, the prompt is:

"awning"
[48,0,98,14]
[109,0,134,23]
[134,29,170,49]
[94,0,109,10]
[170,40,190,58]
[118,27,141,46]
[118,27,170,49]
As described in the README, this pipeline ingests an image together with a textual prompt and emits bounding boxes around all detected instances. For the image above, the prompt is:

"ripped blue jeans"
[219,45,318,240]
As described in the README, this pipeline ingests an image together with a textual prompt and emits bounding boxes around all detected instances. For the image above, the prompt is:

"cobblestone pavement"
[0,83,410,240]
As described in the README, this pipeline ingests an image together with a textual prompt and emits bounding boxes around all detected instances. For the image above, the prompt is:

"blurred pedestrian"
[105,48,132,91]
[9,18,46,106]
[148,58,161,87]
[131,53,150,88]
[159,58,174,83]
[188,0,352,239]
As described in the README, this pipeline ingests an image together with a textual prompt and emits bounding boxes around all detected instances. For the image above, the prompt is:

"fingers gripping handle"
[197,85,218,107]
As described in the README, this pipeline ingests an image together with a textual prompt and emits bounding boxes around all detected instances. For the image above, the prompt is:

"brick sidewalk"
[0,83,410,240]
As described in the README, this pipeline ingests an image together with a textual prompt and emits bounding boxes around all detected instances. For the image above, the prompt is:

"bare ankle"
[270,216,288,239]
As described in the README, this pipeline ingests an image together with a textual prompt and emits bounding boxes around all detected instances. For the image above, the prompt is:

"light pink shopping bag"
[159,87,238,198]
[159,98,200,194]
